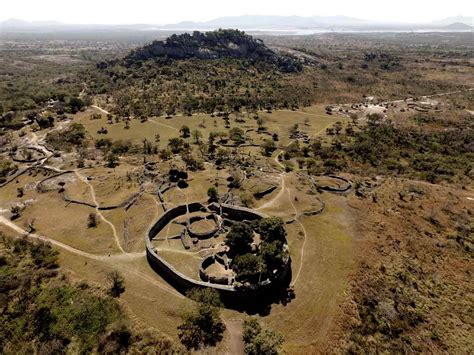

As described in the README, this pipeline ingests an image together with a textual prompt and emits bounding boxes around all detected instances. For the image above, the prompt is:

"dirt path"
[273,150,285,170]
[221,319,245,355]
[0,215,106,260]
[287,189,307,287]
[149,118,180,132]
[91,104,111,115]
[74,170,126,253]
[0,214,183,298]
[154,247,202,258]
[256,174,286,211]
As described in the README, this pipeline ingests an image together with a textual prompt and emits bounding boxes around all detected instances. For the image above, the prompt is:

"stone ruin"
[145,202,291,299]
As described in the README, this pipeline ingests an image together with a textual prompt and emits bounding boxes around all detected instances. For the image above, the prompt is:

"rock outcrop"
[122,29,302,73]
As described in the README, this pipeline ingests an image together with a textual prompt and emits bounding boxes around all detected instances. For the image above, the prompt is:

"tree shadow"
[220,265,295,316]
[147,253,295,316]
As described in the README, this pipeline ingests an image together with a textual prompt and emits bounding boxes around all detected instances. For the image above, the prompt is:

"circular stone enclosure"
[146,202,291,297]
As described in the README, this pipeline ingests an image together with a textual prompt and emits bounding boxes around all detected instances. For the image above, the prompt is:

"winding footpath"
[0,116,184,298]
[74,170,125,253]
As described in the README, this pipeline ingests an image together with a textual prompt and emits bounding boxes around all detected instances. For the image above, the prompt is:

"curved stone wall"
[187,214,220,239]
[145,202,290,297]
[318,175,352,193]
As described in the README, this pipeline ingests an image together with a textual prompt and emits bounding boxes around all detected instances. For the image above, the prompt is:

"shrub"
[87,213,97,228]
[207,186,219,202]
[106,271,125,298]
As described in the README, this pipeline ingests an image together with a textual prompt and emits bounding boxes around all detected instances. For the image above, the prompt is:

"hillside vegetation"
[86,30,308,118]
[0,233,179,354]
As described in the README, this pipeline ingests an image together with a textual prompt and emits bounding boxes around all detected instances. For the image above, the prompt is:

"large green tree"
[255,217,287,242]
[225,222,253,255]
[232,253,264,282]
[177,289,225,350]
[243,318,284,355]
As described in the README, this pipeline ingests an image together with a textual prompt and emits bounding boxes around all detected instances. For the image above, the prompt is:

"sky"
[1,0,473,25]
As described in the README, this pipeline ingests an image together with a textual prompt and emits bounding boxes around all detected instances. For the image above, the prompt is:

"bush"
[106,271,125,298]
[87,213,97,228]
[207,186,219,202]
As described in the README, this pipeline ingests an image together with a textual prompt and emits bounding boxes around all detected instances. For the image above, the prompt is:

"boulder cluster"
[121,29,302,73]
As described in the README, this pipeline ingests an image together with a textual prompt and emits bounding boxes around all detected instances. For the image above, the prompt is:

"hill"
[88,30,308,117]
[431,15,473,27]
[122,29,302,73]
[443,22,473,30]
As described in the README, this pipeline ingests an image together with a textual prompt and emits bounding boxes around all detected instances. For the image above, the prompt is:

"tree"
[106,153,119,168]
[182,152,204,171]
[67,97,85,114]
[261,140,276,157]
[260,240,286,270]
[10,205,22,220]
[178,289,225,350]
[243,319,284,355]
[207,186,219,202]
[180,125,190,138]
[242,318,262,344]
[350,112,359,123]
[87,213,97,228]
[229,127,245,145]
[107,271,125,298]
[255,217,286,242]
[225,222,253,255]
[192,129,202,144]
[159,149,172,160]
[168,138,185,154]
[367,113,383,126]
[232,253,264,282]
[289,123,299,135]
[208,132,218,154]
[166,106,176,117]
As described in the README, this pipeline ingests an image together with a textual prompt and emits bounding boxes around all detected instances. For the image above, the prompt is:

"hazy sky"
[1,0,473,24]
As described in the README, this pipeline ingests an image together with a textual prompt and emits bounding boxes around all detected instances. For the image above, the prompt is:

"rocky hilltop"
[122,29,302,72]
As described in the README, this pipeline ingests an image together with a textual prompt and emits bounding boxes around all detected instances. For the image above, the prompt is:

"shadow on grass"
[147,253,295,316]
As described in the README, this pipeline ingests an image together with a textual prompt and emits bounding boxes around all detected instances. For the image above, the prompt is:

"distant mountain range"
[167,15,372,29]
[0,15,473,33]
[430,15,473,27]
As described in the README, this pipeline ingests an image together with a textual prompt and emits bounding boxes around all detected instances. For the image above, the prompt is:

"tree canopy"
[225,222,254,255]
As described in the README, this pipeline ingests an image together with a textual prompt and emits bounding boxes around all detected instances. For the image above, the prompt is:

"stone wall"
[145,202,290,299]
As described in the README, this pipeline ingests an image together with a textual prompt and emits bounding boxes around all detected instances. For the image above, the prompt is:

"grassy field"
[74,105,343,148]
